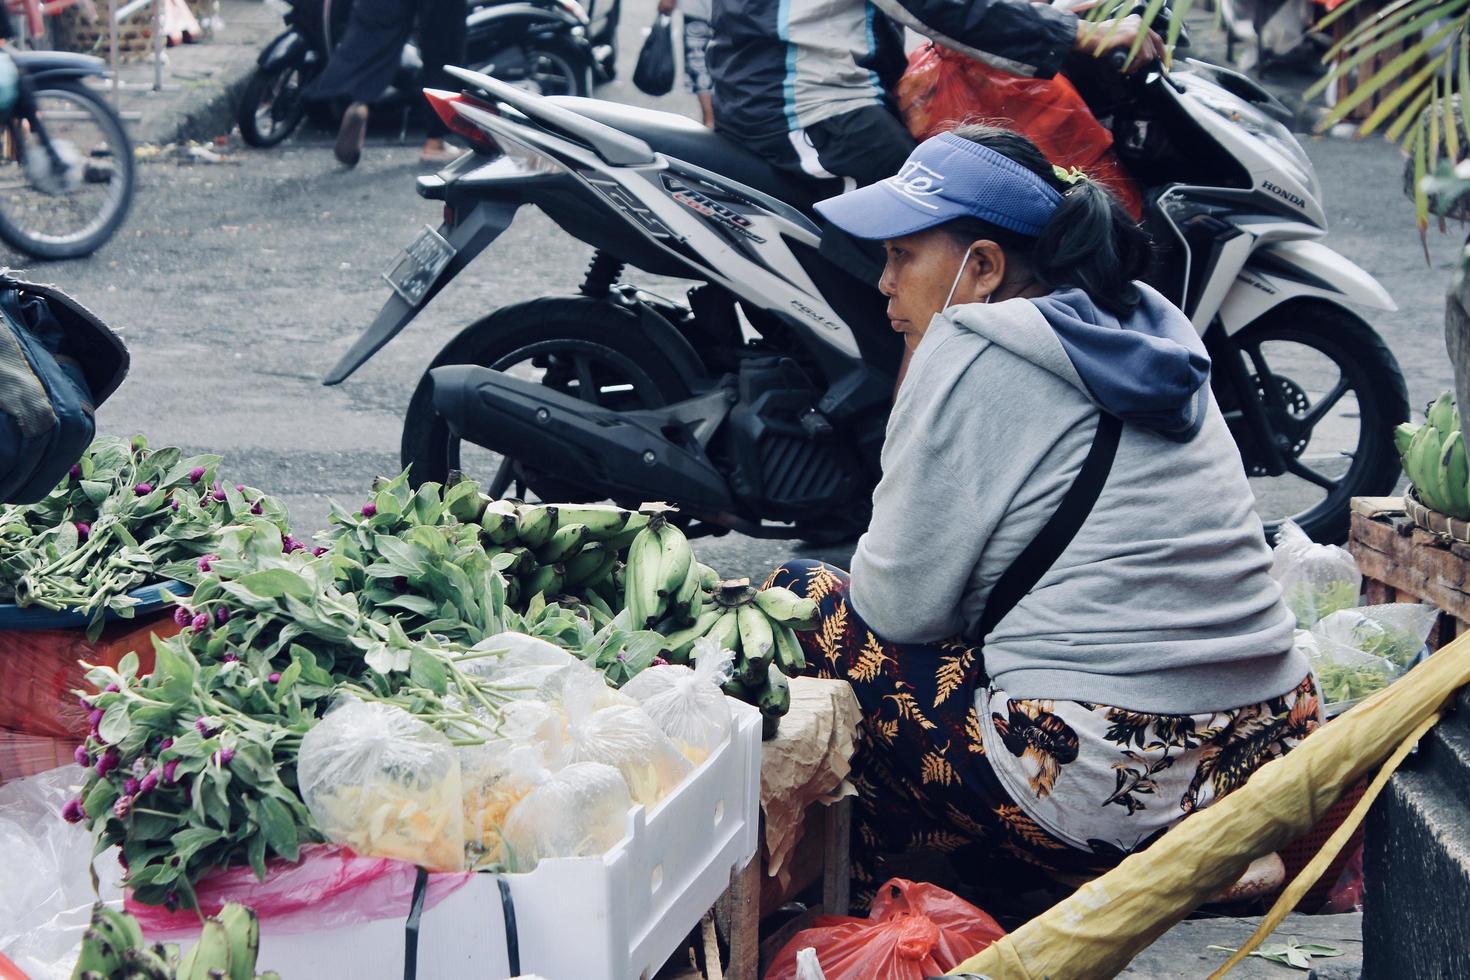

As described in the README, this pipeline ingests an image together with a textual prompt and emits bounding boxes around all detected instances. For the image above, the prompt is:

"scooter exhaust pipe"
[429,365,735,510]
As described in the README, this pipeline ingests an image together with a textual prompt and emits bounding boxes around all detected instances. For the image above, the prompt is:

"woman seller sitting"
[769,125,1321,914]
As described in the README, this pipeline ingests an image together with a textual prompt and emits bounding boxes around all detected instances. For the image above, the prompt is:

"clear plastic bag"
[620,638,734,764]
[501,761,633,872]
[563,681,693,808]
[458,700,568,871]
[461,631,581,697]
[0,766,122,980]
[1314,604,1439,670]
[1270,519,1362,629]
[1298,628,1399,716]
[297,699,465,871]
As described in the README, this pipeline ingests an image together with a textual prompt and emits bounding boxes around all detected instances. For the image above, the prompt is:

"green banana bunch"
[1429,391,1459,434]
[515,504,559,548]
[71,901,265,980]
[1440,429,1470,520]
[1407,423,1452,514]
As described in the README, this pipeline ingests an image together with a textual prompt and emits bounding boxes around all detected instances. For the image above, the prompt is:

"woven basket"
[1404,486,1470,545]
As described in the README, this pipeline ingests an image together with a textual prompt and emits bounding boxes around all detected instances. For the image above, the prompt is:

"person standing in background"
[310,0,469,167]
[658,0,715,128]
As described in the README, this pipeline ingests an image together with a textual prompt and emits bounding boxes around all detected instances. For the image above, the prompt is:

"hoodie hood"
[947,282,1211,441]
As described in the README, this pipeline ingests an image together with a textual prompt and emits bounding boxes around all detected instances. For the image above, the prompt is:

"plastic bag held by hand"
[633,12,675,96]
[895,43,1144,218]
[297,699,465,871]
[620,637,734,764]
[1270,519,1362,629]
[765,879,1004,980]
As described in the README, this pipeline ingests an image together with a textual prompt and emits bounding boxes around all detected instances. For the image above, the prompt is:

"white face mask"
[943,251,991,309]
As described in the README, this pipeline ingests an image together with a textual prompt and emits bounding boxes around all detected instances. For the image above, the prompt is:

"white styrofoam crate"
[225,701,763,980]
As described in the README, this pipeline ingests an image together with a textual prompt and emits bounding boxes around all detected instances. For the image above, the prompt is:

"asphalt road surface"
[7,23,1460,579]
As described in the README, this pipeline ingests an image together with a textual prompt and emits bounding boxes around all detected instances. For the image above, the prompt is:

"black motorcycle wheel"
[401,296,689,499]
[474,45,589,97]
[238,62,314,148]
[1219,300,1409,543]
[0,81,133,260]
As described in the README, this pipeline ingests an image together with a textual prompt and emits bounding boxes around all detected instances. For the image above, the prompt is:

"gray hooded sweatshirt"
[848,284,1304,715]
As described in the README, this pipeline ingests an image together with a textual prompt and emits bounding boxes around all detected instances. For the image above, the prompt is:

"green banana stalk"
[515,504,559,548]
[215,903,260,980]
[774,623,808,673]
[538,523,589,563]
[1440,430,1470,520]
[1409,424,1452,513]
[1429,391,1459,433]
[553,504,631,539]
[753,586,820,631]
[480,499,520,545]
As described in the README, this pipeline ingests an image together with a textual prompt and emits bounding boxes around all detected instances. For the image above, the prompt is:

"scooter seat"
[547,97,824,214]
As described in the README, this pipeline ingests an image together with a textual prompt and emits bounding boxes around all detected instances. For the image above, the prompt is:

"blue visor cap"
[814,132,1064,241]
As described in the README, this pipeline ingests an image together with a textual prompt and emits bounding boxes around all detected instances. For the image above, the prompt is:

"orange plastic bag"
[896,43,1144,218]
[764,879,1005,980]
[0,615,174,740]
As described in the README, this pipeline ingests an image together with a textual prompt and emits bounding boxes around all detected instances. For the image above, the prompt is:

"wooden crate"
[1326,1,1428,125]
[54,1,155,61]
[1348,496,1470,651]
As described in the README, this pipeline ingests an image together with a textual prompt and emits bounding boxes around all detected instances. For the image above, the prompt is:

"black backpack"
[0,276,128,504]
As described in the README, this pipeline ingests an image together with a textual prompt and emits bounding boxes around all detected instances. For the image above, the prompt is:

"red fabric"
[764,879,1004,980]
[126,845,474,938]
[896,43,1145,219]
[0,615,174,739]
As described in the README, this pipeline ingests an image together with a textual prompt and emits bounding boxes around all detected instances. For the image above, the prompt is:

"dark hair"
[940,124,1151,317]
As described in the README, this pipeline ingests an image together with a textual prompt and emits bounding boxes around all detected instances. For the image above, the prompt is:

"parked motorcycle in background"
[0,49,134,259]
[327,37,1406,544]
[238,0,619,147]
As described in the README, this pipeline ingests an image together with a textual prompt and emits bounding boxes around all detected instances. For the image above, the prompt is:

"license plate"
[383,225,456,306]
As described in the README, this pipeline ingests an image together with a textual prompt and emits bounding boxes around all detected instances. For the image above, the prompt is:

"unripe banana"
[774,623,807,673]
[521,563,566,600]
[538,523,588,563]
[1395,422,1421,461]
[564,541,612,587]
[446,485,487,524]
[71,929,121,980]
[658,608,723,662]
[707,608,742,659]
[515,504,558,548]
[215,902,259,980]
[1440,429,1470,520]
[655,523,694,599]
[123,946,175,980]
[1410,424,1451,513]
[605,511,651,552]
[626,527,666,627]
[757,663,791,718]
[696,562,719,592]
[553,504,631,539]
[90,903,133,956]
[504,575,521,608]
[177,919,232,980]
[753,586,820,630]
[737,604,775,683]
[1429,391,1459,433]
[480,499,520,545]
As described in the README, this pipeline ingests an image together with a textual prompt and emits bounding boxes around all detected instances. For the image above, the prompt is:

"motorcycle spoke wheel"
[252,67,306,144]
[0,82,132,259]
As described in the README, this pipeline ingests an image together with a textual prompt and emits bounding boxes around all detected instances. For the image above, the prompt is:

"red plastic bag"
[0,614,174,739]
[765,879,1005,980]
[896,43,1144,219]
[126,845,474,938]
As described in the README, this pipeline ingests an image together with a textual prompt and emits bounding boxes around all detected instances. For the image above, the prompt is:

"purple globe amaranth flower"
[190,613,211,633]
[61,798,85,824]
[222,652,239,664]
[162,759,180,784]
[159,737,173,752]
[173,606,192,628]
[123,777,140,796]
[73,744,90,767]
[74,521,90,540]
[216,607,230,626]
[213,747,235,767]
[250,500,263,515]
[112,796,132,820]
[132,757,149,776]
[235,483,246,493]
[361,502,377,518]
[194,716,221,738]
[197,553,218,573]
[188,466,206,484]
[87,708,105,732]
[169,497,180,513]
[139,770,158,795]
[77,695,92,711]
[133,482,153,496]
[268,672,281,683]
[95,748,120,777]
[211,482,227,502]
[68,463,82,479]
[652,656,669,667]
[105,683,119,693]
[312,546,328,557]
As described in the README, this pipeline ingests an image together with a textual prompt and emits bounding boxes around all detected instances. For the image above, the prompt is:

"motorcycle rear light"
[422,88,501,154]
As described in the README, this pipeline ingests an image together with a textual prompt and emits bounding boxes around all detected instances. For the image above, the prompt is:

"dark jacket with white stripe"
[708,0,1079,141]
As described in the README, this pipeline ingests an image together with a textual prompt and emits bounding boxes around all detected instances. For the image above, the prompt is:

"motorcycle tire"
[0,81,133,261]
[238,62,314,148]
[1222,299,1409,544]
[474,45,590,97]
[401,296,690,498]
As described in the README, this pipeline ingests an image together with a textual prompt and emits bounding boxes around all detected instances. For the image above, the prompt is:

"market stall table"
[714,677,863,980]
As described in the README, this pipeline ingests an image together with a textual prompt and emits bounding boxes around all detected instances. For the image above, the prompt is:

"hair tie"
[1052,164,1088,186]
